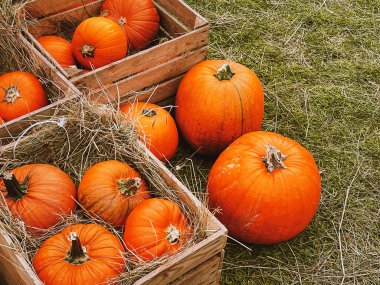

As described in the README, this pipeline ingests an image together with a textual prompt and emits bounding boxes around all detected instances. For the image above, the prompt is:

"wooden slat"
[156,2,189,36]
[71,25,208,88]
[85,46,208,104]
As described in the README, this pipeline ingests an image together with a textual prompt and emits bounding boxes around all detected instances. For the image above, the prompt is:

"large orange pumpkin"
[176,60,264,156]
[78,160,151,227]
[0,164,76,235]
[123,198,192,261]
[0,71,48,122]
[207,131,321,244]
[71,17,128,69]
[120,102,178,161]
[37,36,76,68]
[33,223,125,285]
[101,0,159,50]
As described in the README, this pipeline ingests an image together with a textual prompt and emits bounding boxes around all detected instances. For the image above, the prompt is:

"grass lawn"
[169,0,380,284]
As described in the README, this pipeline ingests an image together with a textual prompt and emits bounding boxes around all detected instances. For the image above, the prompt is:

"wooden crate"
[21,0,209,104]
[0,34,81,146]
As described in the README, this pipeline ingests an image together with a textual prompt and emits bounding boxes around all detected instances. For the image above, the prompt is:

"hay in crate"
[0,98,209,284]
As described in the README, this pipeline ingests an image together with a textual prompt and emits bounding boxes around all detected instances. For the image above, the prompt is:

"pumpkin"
[120,102,178,161]
[0,117,4,124]
[101,0,159,50]
[0,71,48,122]
[0,164,76,235]
[207,131,321,244]
[71,17,128,69]
[78,160,151,227]
[37,36,75,68]
[123,198,192,261]
[175,60,264,156]
[33,223,125,285]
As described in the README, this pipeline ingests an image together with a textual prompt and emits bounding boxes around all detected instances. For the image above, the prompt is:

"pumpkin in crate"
[71,17,128,69]
[0,71,48,122]
[123,198,192,261]
[207,131,321,244]
[120,102,178,162]
[78,160,151,227]
[37,36,76,68]
[33,223,125,285]
[176,60,264,156]
[0,164,76,235]
[101,0,160,50]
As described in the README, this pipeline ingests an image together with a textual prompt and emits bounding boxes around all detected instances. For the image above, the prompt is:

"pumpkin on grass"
[33,223,125,285]
[78,160,151,227]
[71,17,128,69]
[123,198,192,261]
[0,164,76,235]
[120,102,179,161]
[101,0,159,50]
[176,60,264,156]
[207,131,321,244]
[0,71,48,122]
[37,36,75,68]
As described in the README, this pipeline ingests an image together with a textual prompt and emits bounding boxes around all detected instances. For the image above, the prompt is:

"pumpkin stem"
[1,171,28,200]
[213,64,235,81]
[142,108,157,118]
[65,232,89,265]
[165,224,180,244]
[118,177,142,196]
[262,145,288,173]
[118,16,127,26]
[80,45,96,58]
[1,85,21,104]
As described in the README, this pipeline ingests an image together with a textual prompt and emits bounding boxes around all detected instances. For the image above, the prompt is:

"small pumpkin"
[33,223,125,285]
[123,198,192,261]
[0,164,76,235]
[78,160,151,227]
[120,102,178,161]
[71,17,128,69]
[176,60,264,156]
[101,0,159,50]
[0,71,48,122]
[207,131,321,244]
[37,36,76,68]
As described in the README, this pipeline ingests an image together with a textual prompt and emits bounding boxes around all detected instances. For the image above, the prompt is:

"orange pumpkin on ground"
[120,102,179,161]
[37,36,76,68]
[0,71,48,122]
[33,223,125,285]
[207,131,321,244]
[101,0,159,50]
[78,160,151,227]
[123,198,192,261]
[176,60,264,156]
[71,17,128,69]
[0,164,76,235]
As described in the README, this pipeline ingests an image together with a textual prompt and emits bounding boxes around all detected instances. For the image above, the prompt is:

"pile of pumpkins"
[0,161,192,284]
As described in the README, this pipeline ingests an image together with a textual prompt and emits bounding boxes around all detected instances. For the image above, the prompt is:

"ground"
[170,0,380,284]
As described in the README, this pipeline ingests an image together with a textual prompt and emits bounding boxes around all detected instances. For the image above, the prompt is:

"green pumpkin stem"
[213,64,235,81]
[262,145,288,173]
[1,85,21,104]
[65,232,89,265]
[80,45,96,58]
[142,108,157,118]
[1,171,28,200]
[165,224,180,244]
[118,177,142,196]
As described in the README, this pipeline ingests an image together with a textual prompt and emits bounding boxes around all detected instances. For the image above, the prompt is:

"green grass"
[170,0,380,284]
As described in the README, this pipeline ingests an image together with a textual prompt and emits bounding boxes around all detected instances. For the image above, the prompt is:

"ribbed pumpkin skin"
[0,71,48,122]
[123,198,192,261]
[71,17,128,69]
[78,160,151,227]
[37,36,75,67]
[101,0,159,50]
[33,224,125,285]
[207,131,321,244]
[0,164,76,235]
[120,102,178,161]
[175,60,264,156]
